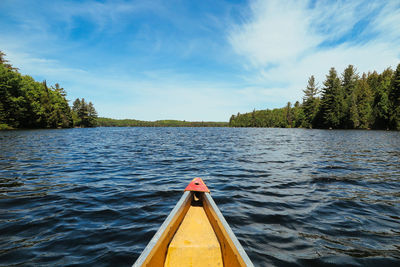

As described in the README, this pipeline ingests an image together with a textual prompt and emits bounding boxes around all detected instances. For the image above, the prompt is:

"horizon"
[98,117,229,122]
[1,0,400,121]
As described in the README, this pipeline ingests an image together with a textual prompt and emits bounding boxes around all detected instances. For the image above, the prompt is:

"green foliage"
[318,67,345,128]
[389,63,400,130]
[229,107,296,128]
[353,74,373,129]
[97,118,228,127]
[369,69,392,129]
[0,51,95,130]
[230,63,398,130]
[0,123,13,130]
[72,98,98,127]
[0,51,18,71]
[293,101,305,128]
[341,65,359,128]
[302,75,319,128]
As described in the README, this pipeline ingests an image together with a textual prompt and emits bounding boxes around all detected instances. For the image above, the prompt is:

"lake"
[1,127,399,266]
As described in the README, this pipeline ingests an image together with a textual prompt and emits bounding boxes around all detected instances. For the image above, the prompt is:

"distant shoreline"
[96,117,229,127]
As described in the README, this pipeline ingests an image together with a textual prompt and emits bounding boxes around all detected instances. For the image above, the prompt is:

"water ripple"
[0,128,400,266]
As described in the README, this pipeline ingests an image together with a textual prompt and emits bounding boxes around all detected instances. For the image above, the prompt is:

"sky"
[1,0,399,121]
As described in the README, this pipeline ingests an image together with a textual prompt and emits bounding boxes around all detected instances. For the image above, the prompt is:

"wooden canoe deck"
[132,180,254,267]
[165,205,223,266]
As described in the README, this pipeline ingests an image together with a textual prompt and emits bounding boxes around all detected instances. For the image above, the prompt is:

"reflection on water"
[0,127,400,266]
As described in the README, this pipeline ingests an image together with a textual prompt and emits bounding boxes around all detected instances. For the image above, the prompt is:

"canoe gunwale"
[133,189,254,266]
[204,192,254,267]
[133,191,192,267]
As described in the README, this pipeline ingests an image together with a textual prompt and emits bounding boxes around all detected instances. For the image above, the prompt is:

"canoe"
[133,178,254,267]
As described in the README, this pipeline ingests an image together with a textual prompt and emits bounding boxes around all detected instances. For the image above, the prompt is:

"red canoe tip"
[184,178,210,193]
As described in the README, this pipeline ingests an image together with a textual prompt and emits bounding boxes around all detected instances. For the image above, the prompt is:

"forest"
[0,51,97,130]
[3,49,400,131]
[97,118,228,127]
[229,63,400,130]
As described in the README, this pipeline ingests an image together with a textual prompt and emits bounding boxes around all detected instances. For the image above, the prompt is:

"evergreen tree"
[319,67,344,128]
[349,92,359,128]
[228,63,400,131]
[341,65,358,128]
[302,75,319,128]
[72,98,81,112]
[0,56,73,129]
[87,102,98,127]
[0,51,18,71]
[78,98,89,127]
[0,51,94,130]
[285,102,292,127]
[229,114,235,126]
[389,63,400,130]
[72,98,98,127]
[54,83,67,97]
[370,69,392,129]
[354,74,373,129]
[251,109,256,126]
[293,101,305,127]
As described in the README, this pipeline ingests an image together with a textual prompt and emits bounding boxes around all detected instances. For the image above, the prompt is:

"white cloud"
[2,0,400,121]
[228,0,400,105]
[2,48,241,121]
[370,1,400,42]
[229,0,320,66]
[4,50,88,82]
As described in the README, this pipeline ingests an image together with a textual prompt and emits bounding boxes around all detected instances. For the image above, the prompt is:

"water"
[1,127,399,266]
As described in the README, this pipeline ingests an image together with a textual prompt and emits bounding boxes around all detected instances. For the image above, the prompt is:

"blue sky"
[1,0,399,121]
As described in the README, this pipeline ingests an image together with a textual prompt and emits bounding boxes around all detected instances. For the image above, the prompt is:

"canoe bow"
[133,178,254,267]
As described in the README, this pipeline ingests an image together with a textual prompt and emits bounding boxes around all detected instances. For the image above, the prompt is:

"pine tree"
[229,114,235,126]
[78,98,89,126]
[389,63,400,130]
[341,65,358,128]
[87,102,98,127]
[0,51,87,129]
[0,51,18,71]
[302,75,319,128]
[293,101,305,127]
[285,102,292,127]
[227,63,400,131]
[72,98,81,112]
[54,83,67,97]
[355,74,373,129]
[71,98,98,127]
[370,69,392,129]
[319,67,344,128]
[349,92,359,128]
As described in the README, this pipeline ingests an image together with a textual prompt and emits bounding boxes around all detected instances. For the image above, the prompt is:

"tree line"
[97,117,228,127]
[229,63,400,130]
[0,51,97,130]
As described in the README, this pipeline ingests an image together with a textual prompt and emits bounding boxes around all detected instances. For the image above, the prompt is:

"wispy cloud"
[229,1,320,66]
[1,0,399,120]
[370,1,400,42]
[228,0,400,103]
[3,48,243,120]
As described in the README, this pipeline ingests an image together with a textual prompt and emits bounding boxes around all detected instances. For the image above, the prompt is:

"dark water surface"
[1,127,400,266]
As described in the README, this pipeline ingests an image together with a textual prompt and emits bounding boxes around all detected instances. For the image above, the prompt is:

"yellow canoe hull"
[133,190,253,267]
